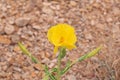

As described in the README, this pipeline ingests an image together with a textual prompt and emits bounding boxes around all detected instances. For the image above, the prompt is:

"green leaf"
[85,46,102,59]
[78,46,102,62]
[18,42,39,63]
[31,55,39,63]
[51,68,58,73]
[59,47,66,59]
[44,65,56,80]
[18,42,31,57]
[43,74,49,80]
[61,46,102,75]
[66,60,71,67]
[61,60,71,75]
[78,54,88,62]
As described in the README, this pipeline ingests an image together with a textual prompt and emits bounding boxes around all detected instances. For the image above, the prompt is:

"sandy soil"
[0,0,120,80]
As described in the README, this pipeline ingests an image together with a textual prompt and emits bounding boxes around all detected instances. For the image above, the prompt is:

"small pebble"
[11,34,20,43]
[4,24,15,34]
[8,17,15,24]
[67,75,76,80]
[70,1,77,6]
[2,65,8,71]
[85,33,93,40]
[113,7,120,16]
[42,7,54,15]
[15,18,30,27]
[0,24,4,32]
[13,67,22,72]
[45,52,51,58]
[48,63,55,68]
[106,16,113,22]
[33,64,43,71]
[32,25,41,30]
[0,35,11,44]
[41,58,50,64]
[13,73,21,79]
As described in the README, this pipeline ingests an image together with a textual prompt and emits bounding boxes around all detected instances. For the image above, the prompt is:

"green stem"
[57,48,63,80]
[57,55,61,80]
[61,60,77,75]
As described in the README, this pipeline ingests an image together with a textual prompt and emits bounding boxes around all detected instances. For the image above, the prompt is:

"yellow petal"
[54,46,59,54]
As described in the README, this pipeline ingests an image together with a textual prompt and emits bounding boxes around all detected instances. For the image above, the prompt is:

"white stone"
[4,24,15,34]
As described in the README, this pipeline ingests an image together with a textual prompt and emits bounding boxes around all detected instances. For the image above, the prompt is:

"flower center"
[59,37,64,43]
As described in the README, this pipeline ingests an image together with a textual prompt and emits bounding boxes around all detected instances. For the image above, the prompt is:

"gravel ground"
[0,0,120,80]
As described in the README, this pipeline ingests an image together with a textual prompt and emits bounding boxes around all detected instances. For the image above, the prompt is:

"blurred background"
[0,0,119,80]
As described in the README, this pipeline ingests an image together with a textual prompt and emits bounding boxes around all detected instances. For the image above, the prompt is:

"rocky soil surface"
[0,0,120,80]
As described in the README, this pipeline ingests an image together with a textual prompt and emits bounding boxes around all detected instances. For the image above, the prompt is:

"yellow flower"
[47,23,77,54]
